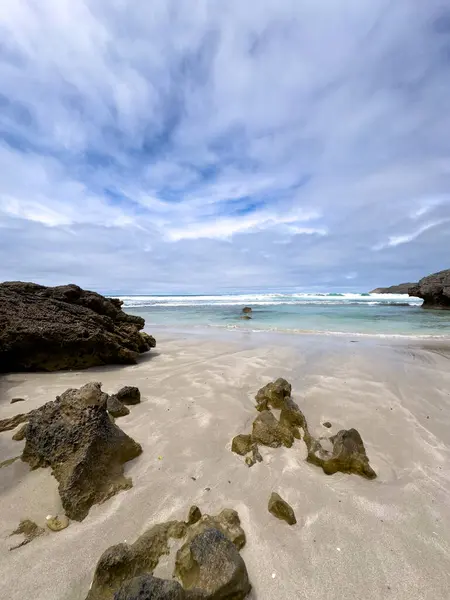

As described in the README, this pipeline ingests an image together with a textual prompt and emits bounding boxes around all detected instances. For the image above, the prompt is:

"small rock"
[231,434,253,456]
[252,445,263,463]
[12,424,27,441]
[10,398,25,404]
[323,421,332,429]
[107,395,130,418]
[245,456,255,468]
[242,307,252,314]
[46,514,70,532]
[116,386,141,405]
[186,506,202,526]
[268,492,297,526]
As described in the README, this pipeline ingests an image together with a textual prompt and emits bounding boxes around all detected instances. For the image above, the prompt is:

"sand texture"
[1,331,450,599]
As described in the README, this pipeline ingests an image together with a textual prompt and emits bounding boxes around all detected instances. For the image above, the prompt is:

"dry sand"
[1,330,450,599]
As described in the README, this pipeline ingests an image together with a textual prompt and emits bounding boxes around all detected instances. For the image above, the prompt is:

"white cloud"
[0,1,450,291]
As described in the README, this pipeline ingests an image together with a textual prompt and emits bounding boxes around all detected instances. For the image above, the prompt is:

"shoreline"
[143,322,450,343]
[1,332,450,599]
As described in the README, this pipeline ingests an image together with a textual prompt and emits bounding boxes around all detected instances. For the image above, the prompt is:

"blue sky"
[1,0,450,293]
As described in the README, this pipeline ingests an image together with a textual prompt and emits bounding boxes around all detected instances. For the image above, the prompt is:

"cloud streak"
[0,0,450,292]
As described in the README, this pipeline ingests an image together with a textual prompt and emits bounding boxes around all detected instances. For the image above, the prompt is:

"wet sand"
[1,331,450,600]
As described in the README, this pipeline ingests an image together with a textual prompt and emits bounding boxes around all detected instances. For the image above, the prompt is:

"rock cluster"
[0,281,156,372]
[21,382,142,520]
[86,506,251,600]
[408,269,450,309]
[231,378,376,480]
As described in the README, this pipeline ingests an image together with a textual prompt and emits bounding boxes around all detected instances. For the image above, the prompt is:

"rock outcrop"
[0,281,155,372]
[370,283,416,294]
[304,428,376,479]
[231,379,376,479]
[408,269,450,309]
[268,492,297,526]
[87,507,250,600]
[21,382,142,520]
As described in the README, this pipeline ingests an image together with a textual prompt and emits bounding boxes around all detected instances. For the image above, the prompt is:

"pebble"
[46,514,69,532]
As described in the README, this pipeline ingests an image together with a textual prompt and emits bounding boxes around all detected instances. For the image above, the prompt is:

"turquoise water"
[120,293,450,337]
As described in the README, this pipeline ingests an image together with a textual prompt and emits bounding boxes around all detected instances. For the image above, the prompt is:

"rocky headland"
[0,281,155,372]
[408,269,450,309]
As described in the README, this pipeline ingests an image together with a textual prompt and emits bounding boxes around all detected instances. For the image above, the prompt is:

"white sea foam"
[117,292,421,308]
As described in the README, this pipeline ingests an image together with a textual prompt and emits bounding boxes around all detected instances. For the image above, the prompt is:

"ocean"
[120,293,450,338]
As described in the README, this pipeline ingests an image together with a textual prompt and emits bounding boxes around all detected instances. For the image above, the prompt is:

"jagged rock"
[268,492,297,526]
[0,281,155,372]
[114,575,189,600]
[10,397,25,404]
[87,521,187,600]
[21,382,142,521]
[46,514,69,532]
[231,434,253,456]
[279,399,306,438]
[252,410,294,448]
[370,283,416,294]
[305,428,376,479]
[0,412,30,433]
[12,424,27,441]
[107,395,130,418]
[186,506,202,526]
[9,519,45,550]
[323,421,332,429]
[409,269,450,309]
[255,378,292,411]
[181,509,246,551]
[174,529,251,599]
[116,386,141,405]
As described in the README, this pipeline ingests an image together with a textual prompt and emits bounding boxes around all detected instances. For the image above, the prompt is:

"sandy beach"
[1,330,450,600]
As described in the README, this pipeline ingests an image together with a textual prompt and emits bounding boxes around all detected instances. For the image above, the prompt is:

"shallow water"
[120,293,450,337]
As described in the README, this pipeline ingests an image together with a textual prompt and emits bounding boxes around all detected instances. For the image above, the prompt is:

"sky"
[1,0,450,294]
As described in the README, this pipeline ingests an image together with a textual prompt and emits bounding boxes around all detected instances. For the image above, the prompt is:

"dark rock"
[87,508,247,600]
[0,281,155,372]
[116,386,141,405]
[252,445,263,463]
[279,399,307,437]
[409,269,450,309]
[107,395,130,418]
[10,397,25,404]
[0,412,30,433]
[12,424,27,441]
[370,283,416,294]
[22,382,142,521]
[231,434,253,456]
[9,519,45,550]
[239,315,252,320]
[174,529,251,600]
[322,422,332,429]
[242,307,252,314]
[181,509,246,551]
[255,378,292,411]
[87,521,187,600]
[114,575,188,600]
[186,506,202,526]
[252,410,294,448]
[305,428,376,479]
[268,492,297,526]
